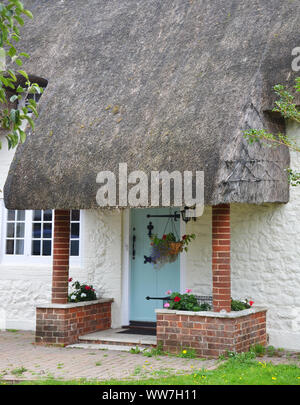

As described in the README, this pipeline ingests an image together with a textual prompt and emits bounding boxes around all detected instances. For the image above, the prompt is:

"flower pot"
[168,241,183,255]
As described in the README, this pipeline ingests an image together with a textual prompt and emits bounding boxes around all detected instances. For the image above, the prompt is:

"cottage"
[0,0,300,357]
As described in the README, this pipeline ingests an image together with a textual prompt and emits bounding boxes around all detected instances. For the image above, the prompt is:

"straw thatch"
[4,0,300,209]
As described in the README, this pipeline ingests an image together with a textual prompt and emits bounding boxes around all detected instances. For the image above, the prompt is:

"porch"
[34,204,267,358]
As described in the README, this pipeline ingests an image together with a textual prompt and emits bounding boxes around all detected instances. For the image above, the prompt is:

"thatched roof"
[4,0,300,209]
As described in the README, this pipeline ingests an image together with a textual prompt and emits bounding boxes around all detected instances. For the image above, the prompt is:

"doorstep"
[67,328,157,351]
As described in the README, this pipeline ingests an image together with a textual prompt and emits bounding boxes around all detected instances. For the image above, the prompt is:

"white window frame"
[0,201,82,267]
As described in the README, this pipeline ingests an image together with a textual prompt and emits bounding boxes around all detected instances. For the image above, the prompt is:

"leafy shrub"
[231,298,253,311]
[68,280,97,303]
[167,291,211,312]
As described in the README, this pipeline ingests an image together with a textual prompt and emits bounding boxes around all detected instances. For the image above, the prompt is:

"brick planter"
[35,298,113,345]
[156,307,267,358]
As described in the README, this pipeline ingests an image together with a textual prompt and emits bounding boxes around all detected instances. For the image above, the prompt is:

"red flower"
[249,301,254,306]
[162,234,167,240]
[85,285,91,290]
[174,296,181,302]
[68,278,73,282]
[182,235,187,240]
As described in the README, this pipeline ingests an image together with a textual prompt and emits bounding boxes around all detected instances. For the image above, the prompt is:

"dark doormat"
[118,328,156,336]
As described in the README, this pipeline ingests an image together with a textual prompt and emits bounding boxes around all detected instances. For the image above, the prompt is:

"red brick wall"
[36,300,113,345]
[156,310,267,358]
[212,204,231,312]
[52,210,70,304]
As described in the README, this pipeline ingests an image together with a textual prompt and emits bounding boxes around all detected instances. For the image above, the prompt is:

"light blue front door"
[130,208,181,323]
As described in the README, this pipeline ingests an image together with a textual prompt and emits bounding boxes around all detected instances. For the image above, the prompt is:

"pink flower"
[164,303,170,308]
[68,278,73,282]
[165,290,172,295]
[185,288,192,293]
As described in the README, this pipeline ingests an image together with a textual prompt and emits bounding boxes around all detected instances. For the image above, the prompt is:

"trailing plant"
[244,77,300,185]
[150,232,196,268]
[68,279,97,303]
[0,1,43,150]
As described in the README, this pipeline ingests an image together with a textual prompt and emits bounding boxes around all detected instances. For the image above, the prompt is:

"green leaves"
[286,168,300,187]
[0,1,39,150]
[243,128,300,153]
[168,291,211,312]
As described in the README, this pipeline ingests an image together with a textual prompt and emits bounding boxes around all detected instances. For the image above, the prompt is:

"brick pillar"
[212,204,231,312]
[52,210,70,304]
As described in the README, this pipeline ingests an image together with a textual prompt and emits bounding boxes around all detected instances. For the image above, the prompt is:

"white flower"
[81,293,87,298]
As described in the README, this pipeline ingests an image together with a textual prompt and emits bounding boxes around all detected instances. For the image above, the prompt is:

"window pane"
[16,223,25,238]
[71,210,80,221]
[32,240,41,255]
[42,240,51,256]
[15,240,24,255]
[7,210,15,221]
[17,210,25,221]
[32,223,41,239]
[6,223,15,238]
[70,240,79,256]
[6,240,14,254]
[71,223,80,239]
[43,223,52,239]
[33,210,41,221]
[43,210,52,222]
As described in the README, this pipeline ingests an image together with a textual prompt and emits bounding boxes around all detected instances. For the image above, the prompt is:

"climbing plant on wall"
[244,77,300,186]
[0,0,42,150]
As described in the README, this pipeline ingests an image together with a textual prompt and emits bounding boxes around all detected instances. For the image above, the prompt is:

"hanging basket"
[168,241,183,255]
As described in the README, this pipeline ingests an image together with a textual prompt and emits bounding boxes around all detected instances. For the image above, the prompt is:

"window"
[5,210,25,255]
[31,210,53,256]
[1,207,81,264]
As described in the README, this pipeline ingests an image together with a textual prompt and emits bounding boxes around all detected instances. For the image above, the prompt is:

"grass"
[10,367,27,376]
[3,358,300,385]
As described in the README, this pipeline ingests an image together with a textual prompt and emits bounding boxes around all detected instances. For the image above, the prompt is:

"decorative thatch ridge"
[4,0,299,209]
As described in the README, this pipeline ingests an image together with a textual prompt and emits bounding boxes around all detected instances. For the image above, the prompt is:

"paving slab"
[0,330,218,382]
[78,328,156,346]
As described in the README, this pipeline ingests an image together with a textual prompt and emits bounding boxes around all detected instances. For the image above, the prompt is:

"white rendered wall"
[184,120,300,350]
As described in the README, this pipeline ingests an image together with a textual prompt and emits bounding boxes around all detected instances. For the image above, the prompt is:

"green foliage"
[168,291,211,312]
[0,1,42,150]
[177,348,197,359]
[150,233,196,268]
[151,232,176,246]
[142,343,166,357]
[219,349,257,362]
[129,346,141,354]
[231,298,251,311]
[250,344,266,357]
[68,280,97,303]
[11,366,27,376]
[244,76,300,184]
[286,168,300,186]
